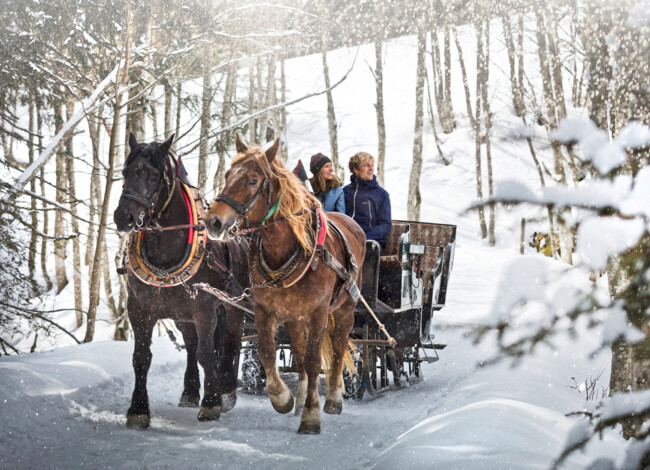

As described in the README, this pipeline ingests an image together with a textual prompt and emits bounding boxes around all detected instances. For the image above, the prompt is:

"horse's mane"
[124,141,178,178]
[232,148,322,254]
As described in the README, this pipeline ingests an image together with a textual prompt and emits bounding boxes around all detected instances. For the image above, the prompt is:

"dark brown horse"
[113,133,249,429]
[204,137,366,434]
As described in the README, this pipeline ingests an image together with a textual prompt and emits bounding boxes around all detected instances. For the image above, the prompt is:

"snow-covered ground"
[0,27,628,469]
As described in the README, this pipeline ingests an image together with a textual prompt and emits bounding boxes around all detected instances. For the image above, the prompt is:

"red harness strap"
[316,209,328,246]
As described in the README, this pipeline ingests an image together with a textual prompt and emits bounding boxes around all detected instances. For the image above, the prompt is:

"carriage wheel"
[389,349,410,388]
[241,341,266,394]
[343,351,365,400]
[412,346,424,382]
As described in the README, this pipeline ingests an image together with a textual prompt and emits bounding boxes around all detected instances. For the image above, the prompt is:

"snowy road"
[0,222,619,469]
[0,219,488,470]
[0,329,477,470]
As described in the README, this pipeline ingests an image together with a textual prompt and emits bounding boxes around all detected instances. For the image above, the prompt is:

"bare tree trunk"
[431,30,444,123]
[114,234,129,340]
[322,50,342,179]
[502,15,525,117]
[259,54,277,143]
[85,9,131,343]
[65,97,83,325]
[86,107,121,342]
[424,67,450,165]
[85,110,102,272]
[248,58,257,144]
[545,6,567,121]
[54,97,69,293]
[279,54,289,161]
[164,81,173,138]
[570,8,582,107]
[536,11,573,263]
[256,56,264,138]
[214,63,237,194]
[0,91,8,160]
[605,2,650,439]
[36,99,53,292]
[126,83,145,143]
[174,81,182,152]
[198,48,212,192]
[269,57,283,161]
[474,23,488,239]
[407,27,426,221]
[151,96,158,140]
[505,15,557,248]
[440,27,456,133]
[455,25,488,238]
[8,93,17,165]
[374,40,386,186]
[27,92,38,293]
[101,237,118,320]
[480,22,495,246]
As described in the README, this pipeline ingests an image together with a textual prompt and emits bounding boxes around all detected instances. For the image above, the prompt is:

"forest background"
[1,0,649,467]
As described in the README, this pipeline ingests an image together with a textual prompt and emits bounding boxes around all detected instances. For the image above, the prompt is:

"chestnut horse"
[204,137,366,434]
[113,134,249,428]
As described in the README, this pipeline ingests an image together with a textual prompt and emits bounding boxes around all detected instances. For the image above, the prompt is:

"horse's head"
[113,133,176,233]
[205,135,280,239]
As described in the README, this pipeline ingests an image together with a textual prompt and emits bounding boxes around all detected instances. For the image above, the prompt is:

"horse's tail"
[321,312,357,378]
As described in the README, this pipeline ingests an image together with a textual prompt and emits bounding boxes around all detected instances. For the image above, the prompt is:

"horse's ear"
[265,138,280,164]
[235,134,248,153]
[128,133,138,151]
[160,133,175,155]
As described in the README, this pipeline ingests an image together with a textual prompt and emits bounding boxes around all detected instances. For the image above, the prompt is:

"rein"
[228,206,314,238]
[136,223,205,233]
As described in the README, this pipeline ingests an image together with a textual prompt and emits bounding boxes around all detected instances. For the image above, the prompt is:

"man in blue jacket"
[343,152,392,248]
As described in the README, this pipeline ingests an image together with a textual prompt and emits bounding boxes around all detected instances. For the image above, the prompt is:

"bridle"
[214,166,276,229]
[121,150,176,227]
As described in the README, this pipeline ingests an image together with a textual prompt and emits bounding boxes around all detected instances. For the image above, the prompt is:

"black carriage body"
[342,220,456,398]
[355,220,456,344]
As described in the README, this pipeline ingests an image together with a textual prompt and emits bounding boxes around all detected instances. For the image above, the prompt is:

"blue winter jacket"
[316,185,346,213]
[343,175,392,247]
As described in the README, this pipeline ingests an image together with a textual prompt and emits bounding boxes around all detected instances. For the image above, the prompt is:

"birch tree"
[407,16,427,221]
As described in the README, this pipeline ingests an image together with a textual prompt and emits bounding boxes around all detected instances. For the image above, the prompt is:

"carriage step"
[421,343,447,350]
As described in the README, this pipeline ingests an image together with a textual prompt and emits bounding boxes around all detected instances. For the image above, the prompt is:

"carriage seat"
[379,223,409,264]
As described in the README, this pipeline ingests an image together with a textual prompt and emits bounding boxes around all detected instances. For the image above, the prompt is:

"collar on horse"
[249,207,360,306]
[123,152,208,288]
[249,207,327,289]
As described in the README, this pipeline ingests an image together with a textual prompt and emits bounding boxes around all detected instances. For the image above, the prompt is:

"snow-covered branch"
[0,61,123,204]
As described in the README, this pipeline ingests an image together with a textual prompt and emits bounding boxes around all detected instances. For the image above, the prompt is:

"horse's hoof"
[222,391,237,412]
[126,413,150,429]
[298,421,321,434]
[178,394,200,408]
[323,399,342,415]
[197,406,221,421]
[270,389,294,414]
[294,405,303,417]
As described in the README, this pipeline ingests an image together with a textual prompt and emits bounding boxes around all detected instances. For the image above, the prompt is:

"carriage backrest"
[404,222,455,275]
[382,222,409,260]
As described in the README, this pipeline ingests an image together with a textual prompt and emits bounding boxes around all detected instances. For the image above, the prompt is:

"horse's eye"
[249,178,258,186]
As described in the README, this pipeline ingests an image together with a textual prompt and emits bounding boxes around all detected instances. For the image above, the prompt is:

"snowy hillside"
[0,24,632,469]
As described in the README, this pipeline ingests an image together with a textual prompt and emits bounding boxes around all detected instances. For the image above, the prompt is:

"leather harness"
[213,168,360,302]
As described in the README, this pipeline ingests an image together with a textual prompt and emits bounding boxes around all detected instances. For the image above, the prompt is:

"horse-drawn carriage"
[347,220,456,397]
[115,134,455,433]
[238,219,456,399]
